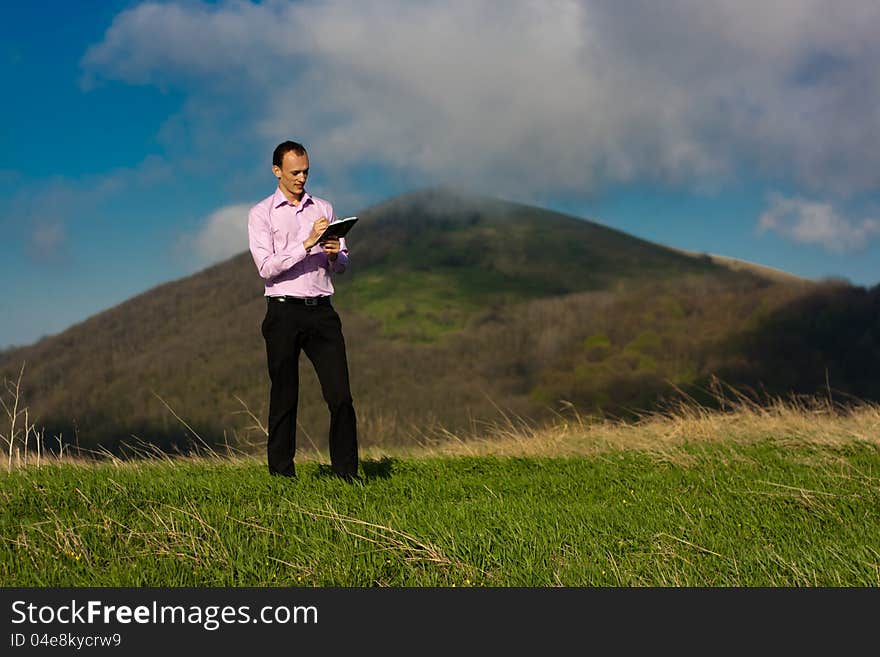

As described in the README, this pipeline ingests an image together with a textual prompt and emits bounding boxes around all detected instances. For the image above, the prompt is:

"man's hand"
[321,237,341,261]
[304,216,330,250]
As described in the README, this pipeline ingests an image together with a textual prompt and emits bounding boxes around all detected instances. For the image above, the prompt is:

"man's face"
[273,151,309,199]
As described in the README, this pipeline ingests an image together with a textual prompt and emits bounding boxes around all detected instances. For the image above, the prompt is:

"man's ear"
[272,165,282,179]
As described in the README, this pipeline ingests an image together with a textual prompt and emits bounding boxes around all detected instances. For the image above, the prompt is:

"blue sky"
[3,0,879,349]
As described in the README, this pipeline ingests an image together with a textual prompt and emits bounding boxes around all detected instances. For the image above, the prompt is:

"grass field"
[2,393,879,587]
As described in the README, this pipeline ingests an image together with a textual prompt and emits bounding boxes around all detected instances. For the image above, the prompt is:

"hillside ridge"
[5,188,869,456]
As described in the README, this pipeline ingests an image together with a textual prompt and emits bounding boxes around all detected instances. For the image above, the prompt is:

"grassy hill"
[1,187,878,455]
[334,187,730,339]
[669,247,809,285]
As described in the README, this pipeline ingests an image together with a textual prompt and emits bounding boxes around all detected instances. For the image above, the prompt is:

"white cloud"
[28,220,67,262]
[81,0,880,202]
[1,155,173,263]
[758,193,880,253]
[180,203,252,266]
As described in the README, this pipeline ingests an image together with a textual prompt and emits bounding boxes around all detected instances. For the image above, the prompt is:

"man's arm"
[247,202,311,280]
[316,201,348,273]
[326,236,349,273]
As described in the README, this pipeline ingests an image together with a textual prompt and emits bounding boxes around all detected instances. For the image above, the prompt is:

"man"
[247,140,358,480]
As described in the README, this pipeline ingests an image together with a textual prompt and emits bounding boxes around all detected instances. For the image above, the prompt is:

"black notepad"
[317,216,358,242]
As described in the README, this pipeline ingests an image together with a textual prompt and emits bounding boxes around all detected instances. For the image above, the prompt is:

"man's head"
[272,141,309,201]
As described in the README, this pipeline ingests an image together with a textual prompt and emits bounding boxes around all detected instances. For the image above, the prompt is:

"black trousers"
[261,299,358,478]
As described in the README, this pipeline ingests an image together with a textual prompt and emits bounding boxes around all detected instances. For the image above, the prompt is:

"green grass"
[341,269,484,340]
[3,440,879,586]
[339,265,557,341]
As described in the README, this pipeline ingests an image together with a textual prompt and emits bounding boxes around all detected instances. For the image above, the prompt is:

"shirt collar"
[273,187,313,211]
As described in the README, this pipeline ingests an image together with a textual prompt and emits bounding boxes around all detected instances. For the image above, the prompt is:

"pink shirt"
[247,188,349,297]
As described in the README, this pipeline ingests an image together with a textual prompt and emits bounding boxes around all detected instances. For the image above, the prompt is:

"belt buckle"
[304,297,318,306]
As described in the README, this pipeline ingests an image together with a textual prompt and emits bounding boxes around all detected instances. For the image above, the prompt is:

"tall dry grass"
[4,361,878,471]
[362,377,880,463]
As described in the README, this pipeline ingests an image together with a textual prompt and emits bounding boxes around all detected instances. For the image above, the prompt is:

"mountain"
[1,188,877,455]
[333,187,735,340]
[668,247,809,285]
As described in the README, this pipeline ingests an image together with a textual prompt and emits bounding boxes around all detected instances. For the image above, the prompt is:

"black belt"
[267,295,332,306]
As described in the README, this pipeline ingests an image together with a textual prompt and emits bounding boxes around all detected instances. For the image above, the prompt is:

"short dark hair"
[273,141,308,168]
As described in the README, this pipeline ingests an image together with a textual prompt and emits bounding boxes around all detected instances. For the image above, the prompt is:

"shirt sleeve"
[330,236,349,274]
[321,201,349,274]
[247,201,309,281]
